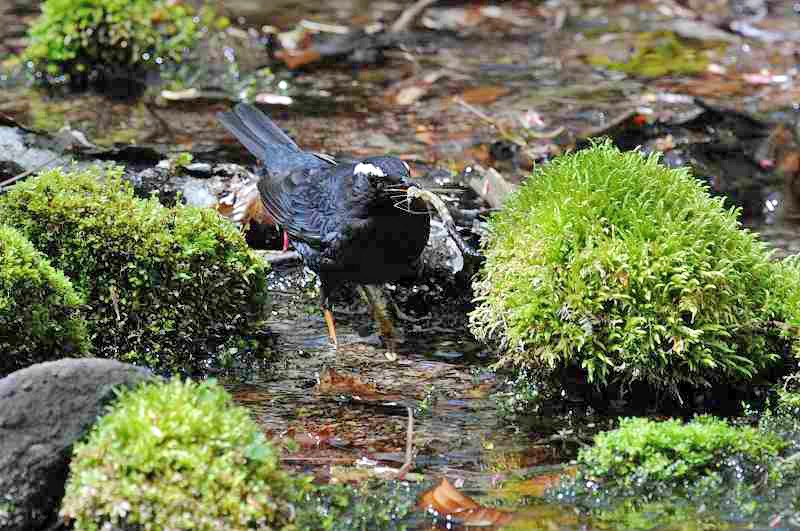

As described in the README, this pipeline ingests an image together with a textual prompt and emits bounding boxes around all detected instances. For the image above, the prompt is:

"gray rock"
[420,219,464,276]
[0,358,154,531]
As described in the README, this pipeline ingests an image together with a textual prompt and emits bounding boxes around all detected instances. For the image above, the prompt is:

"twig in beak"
[406,186,483,262]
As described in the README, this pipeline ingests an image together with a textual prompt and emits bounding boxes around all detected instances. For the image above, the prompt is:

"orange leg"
[324,308,338,349]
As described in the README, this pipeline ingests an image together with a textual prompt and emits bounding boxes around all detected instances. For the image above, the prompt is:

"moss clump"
[0,166,269,372]
[61,379,307,530]
[588,31,715,78]
[470,140,800,394]
[22,0,228,87]
[294,480,422,530]
[0,224,88,373]
[547,416,787,529]
[577,416,784,493]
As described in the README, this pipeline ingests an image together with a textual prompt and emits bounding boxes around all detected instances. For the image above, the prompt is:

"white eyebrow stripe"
[354,162,386,177]
[401,160,410,172]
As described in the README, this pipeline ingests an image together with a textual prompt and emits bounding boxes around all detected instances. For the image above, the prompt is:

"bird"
[218,103,431,354]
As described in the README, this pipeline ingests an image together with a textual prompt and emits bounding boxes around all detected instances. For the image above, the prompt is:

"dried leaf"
[419,478,515,527]
[458,86,509,105]
[395,85,430,106]
[468,166,517,209]
[316,368,382,399]
[276,48,323,69]
[255,93,294,106]
[216,181,274,227]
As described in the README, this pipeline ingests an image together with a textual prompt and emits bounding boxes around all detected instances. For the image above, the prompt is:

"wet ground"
[3,0,800,528]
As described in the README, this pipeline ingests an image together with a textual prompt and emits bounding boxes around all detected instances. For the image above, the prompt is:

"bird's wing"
[257,165,344,247]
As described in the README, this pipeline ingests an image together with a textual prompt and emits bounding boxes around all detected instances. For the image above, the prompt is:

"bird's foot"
[390,300,425,323]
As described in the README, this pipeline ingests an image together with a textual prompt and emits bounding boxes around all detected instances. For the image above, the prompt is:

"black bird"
[218,103,431,352]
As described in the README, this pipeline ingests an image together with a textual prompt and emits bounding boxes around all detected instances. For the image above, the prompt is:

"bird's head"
[353,156,412,191]
[352,156,423,213]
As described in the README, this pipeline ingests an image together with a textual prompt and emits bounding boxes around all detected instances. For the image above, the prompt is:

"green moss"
[578,416,784,492]
[22,0,229,85]
[470,140,800,395]
[0,224,88,374]
[294,480,421,530]
[548,416,788,529]
[0,166,269,373]
[592,499,731,530]
[61,378,308,530]
[588,31,716,78]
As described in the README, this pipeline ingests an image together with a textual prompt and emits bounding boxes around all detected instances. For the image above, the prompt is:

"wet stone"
[0,358,154,530]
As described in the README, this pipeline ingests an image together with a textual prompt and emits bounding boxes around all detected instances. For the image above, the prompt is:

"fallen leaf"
[419,478,515,527]
[216,180,275,227]
[468,166,517,209]
[395,85,430,106]
[458,86,509,105]
[276,48,323,69]
[255,93,294,105]
[316,368,385,400]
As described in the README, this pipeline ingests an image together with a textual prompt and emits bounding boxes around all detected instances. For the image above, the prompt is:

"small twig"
[260,250,302,265]
[391,0,438,33]
[407,186,482,263]
[396,406,416,478]
[0,153,65,191]
[281,457,355,464]
[455,96,563,142]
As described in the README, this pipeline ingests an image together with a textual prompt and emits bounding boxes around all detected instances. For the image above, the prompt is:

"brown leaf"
[458,86,509,105]
[276,48,323,69]
[395,85,431,106]
[316,368,383,400]
[419,478,515,527]
[216,181,275,227]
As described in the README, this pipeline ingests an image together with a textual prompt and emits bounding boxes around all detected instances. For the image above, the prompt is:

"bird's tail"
[218,103,320,175]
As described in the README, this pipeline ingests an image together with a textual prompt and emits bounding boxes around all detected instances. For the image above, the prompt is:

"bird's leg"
[320,281,338,349]
[357,284,398,359]
[390,298,425,323]
[281,230,289,252]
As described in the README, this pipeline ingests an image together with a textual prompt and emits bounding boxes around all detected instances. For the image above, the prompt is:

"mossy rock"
[588,31,717,78]
[0,166,270,373]
[60,378,308,530]
[0,224,88,373]
[470,140,800,395]
[22,0,228,89]
[547,416,787,529]
[576,416,784,492]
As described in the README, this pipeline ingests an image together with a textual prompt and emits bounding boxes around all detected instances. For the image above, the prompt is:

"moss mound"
[61,379,306,530]
[577,416,783,492]
[470,140,800,394]
[0,224,88,373]
[548,416,787,529]
[0,166,269,372]
[22,0,227,87]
